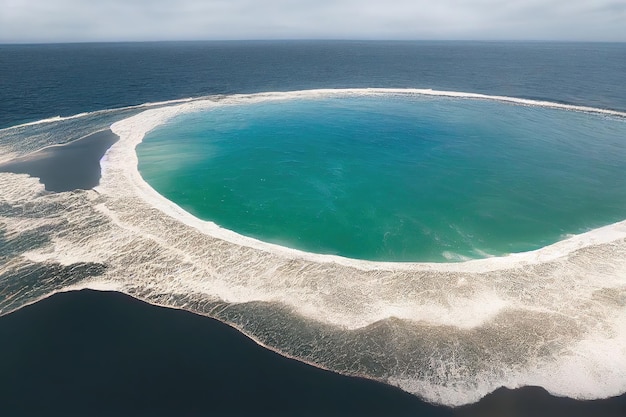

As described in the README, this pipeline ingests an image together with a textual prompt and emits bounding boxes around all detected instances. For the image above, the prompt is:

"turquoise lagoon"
[137,94,626,262]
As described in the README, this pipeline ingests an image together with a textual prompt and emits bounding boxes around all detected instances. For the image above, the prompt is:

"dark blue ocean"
[1,41,626,417]
[2,41,626,129]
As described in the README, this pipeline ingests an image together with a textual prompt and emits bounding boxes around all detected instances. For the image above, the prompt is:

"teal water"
[138,94,626,262]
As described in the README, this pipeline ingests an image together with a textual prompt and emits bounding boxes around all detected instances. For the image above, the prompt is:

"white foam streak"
[22,237,105,266]
[199,88,626,117]
[0,97,197,132]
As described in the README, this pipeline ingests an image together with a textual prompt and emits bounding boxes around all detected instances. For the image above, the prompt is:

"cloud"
[0,0,624,43]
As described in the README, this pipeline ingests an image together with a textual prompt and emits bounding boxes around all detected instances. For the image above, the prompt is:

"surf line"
[6,87,626,133]
[0,97,201,132]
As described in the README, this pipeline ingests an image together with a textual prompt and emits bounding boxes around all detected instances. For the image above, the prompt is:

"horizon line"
[2,38,626,46]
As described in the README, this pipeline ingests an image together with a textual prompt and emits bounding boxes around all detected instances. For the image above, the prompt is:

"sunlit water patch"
[1,89,626,407]
[138,93,626,261]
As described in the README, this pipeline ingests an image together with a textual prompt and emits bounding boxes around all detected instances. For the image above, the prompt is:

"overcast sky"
[1,0,625,43]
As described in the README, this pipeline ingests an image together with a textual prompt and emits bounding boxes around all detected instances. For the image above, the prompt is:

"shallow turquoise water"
[138,94,626,262]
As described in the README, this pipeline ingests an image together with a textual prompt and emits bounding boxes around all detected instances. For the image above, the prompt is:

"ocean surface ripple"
[1,89,626,406]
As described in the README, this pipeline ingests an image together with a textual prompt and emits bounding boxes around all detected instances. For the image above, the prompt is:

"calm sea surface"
[2,41,626,128]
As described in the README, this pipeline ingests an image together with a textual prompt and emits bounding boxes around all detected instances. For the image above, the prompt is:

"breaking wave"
[2,97,199,132]
[1,88,626,406]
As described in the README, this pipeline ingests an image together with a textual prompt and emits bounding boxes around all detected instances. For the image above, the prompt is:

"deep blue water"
[2,41,626,129]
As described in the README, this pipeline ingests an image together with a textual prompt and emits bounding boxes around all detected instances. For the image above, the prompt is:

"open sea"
[1,41,626,416]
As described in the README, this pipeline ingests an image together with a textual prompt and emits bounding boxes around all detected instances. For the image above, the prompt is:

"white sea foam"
[0,97,197,132]
[2,88,626,406]
[22,237,105,266]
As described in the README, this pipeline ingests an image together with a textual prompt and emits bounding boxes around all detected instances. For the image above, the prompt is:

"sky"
[1,0,625,43]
